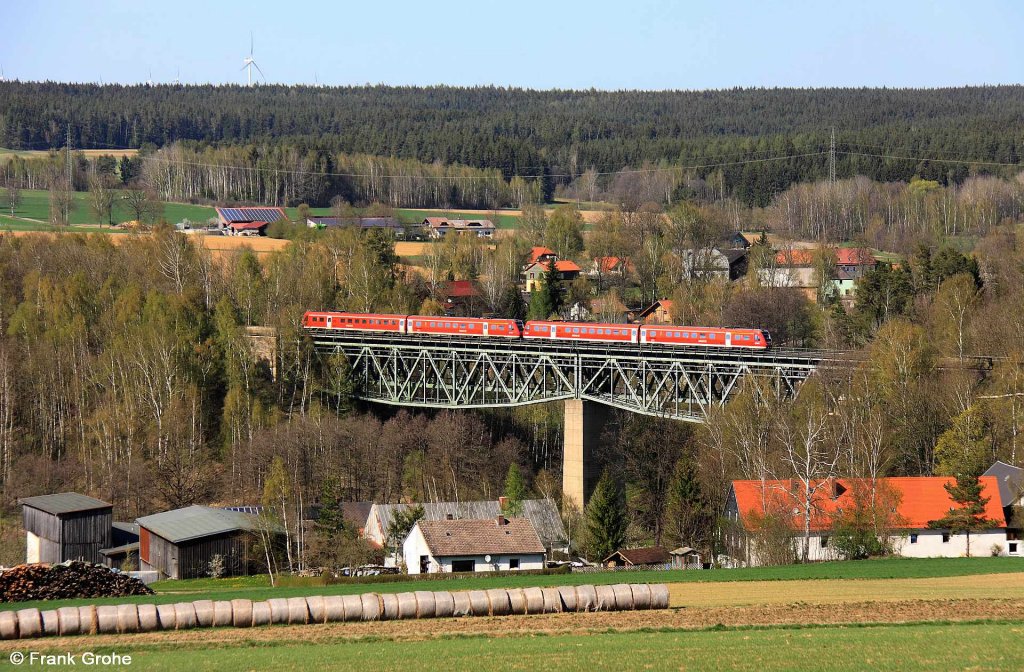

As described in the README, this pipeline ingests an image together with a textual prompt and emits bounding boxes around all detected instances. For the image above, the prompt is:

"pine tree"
[927,475,998,557]
[542,259,563,317]
[528,280,553,320]
[663,458,710,552]
[584,470,627,561]
[502,463,527,517]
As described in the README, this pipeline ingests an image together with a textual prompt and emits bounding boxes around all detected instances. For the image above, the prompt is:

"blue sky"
[3,0,1022,89]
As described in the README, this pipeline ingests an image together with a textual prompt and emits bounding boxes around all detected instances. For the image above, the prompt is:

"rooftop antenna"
[242,32,265,86]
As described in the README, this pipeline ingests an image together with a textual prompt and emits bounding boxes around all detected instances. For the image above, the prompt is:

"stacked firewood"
[0,562,152,602]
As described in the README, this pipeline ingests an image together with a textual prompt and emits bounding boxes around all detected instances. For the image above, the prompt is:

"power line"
[838,150,1022,168]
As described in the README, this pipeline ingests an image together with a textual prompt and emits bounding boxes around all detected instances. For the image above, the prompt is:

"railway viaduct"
[308,329,838,509]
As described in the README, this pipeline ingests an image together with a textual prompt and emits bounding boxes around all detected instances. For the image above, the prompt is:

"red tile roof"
[774,249,816,266]
[528,246,557,264]
[444,280,481,298]
[524,260,581,274]
[836,248,877,266]
[595,256,627,273]
[731,476,1006,532]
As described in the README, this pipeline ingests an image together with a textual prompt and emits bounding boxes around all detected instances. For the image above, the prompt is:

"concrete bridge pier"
[562,399,608,512]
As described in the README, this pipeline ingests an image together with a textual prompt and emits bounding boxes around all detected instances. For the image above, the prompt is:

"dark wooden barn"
[136,506,274,580]
[19,492,113,564]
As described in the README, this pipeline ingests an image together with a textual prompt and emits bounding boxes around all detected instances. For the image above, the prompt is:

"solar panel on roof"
[219,207,284,223]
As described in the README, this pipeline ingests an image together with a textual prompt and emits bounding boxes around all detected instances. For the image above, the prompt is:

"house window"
[942,532,950,543]
[509,558,520,570]
[451,559,475,573]
[1010,542,1019,554]
[820,536,829,548]
[909,534,918,544]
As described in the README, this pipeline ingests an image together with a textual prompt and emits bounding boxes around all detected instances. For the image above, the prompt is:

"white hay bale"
[467,590,490,617]
[575,585,598,612]
[13,609,38,640]
[78,605,98,635]
[137,604,159,632]
[414,591,436,618]
[95,605,118,634]
[174,602,197,630]
[251,601,272,627]
[341,595,363,622]
[359,593,381,621]
[507,588,527,615]
[522,587,545,614]
[17,608,42,639]
[230,599,253,628]
[156,604,177,630]
[213,601,233,627]
[286,597,309,625]
[192,600,214,627]
[267,598,289,625]
[56,606,80,636]
[306,596,326,624]
[40,610,59,637]
[541,587,563,613]
[630,584,652,610]
[380,593,400,621]
[323,596,345,622]
[396,592,418,619]
[487,589,511,616]
[594,585,616,611]
[451,590,472,617]
[116,604,140,633]
[611,584,633,610]
[557,586,578,612]
[649,583,670,609]
[432,591,454,618]
[0,610,19,640]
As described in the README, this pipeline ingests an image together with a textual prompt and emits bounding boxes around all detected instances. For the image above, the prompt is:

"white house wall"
[403,526,544,574]
[25,531,40,564]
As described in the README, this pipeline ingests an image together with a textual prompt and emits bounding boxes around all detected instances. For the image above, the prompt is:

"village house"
[635,299,674,324]
[522,260,582,292]
[423,217,495,239]
[527,246,559,267]
[215,206,287,236]
[441,279,482,315]
[725,476,1011,566]
[590,256,632,279]
[403,515,546,574]
[364,498,568,561]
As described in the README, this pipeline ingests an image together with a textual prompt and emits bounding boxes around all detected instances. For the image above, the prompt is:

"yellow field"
[0,148,138,159]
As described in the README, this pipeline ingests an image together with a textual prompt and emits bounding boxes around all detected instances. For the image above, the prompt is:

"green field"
[2,557,1020,613]
[0,189,217,228]
[3,622,1020,671]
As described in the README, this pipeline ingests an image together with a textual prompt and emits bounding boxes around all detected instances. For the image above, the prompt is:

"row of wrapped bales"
[0,583,670,639]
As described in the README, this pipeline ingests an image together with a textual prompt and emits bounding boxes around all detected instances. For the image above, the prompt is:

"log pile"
[0,562,153,603]
[0,583,670,640]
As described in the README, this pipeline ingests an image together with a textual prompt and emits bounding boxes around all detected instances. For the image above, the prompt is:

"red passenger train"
[302,311,771,350]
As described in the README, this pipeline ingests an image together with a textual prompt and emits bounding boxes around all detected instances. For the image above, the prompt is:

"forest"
[2,83,1024,206]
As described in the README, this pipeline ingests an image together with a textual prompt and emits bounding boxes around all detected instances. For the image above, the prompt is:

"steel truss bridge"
[308,330,836,422]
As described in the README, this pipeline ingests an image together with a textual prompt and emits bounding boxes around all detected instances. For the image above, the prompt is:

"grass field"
[0,148,138,160]
[0,621,1019,671]
[2,557,1021,613]
[0,189,216,228]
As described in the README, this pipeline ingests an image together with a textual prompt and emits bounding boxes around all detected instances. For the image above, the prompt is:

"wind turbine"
[172,68,180,85]
[242,33,265,86]
[0,65,6,83]
[145,69,154,86]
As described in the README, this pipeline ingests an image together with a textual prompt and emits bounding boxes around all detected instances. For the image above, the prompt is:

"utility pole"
[828,127,836,185]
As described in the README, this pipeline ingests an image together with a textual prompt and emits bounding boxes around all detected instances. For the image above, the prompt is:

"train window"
[573,328,579,334]
[755,335,761,341]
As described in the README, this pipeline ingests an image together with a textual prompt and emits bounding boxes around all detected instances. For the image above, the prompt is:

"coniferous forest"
[2,83,1023,206]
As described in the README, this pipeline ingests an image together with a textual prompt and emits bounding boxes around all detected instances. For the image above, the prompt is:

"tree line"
[3,82,1024,205]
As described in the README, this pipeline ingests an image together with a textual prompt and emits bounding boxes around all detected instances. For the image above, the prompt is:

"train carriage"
[639,325,770,349]
[407,317,523,338]
[303,311,406,333]
[524,321,639,343]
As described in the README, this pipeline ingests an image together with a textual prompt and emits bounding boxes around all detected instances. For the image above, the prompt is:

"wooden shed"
[136,505,273,580]
[602,546,672,569]
[19,492,113,564]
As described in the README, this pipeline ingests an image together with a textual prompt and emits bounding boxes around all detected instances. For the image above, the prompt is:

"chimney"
[496,515,507,527]
[446,513,454,521]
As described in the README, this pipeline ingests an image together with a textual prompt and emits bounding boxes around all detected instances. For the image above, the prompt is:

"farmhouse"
[20,492,113,564]
[365,498,567,556]
[725,476,1010,566]
[424,217,495,239]
[215,206,287,236]
[136,505,276,580]
[306,216,404,236]
[403,515,546,574]
[636,298,674,324]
